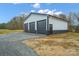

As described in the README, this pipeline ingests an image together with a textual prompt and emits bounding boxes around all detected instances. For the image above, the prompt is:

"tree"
[67,12,79,32]
[73,13,79,32]
[7,13,29,30]
[0,23,7,29]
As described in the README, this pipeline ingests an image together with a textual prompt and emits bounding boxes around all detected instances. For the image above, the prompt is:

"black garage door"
[24,23,28,32]
[29,22,35,33]
[37,19,46,34]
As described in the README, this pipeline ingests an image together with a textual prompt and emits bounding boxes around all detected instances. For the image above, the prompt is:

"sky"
[0,3,79,23]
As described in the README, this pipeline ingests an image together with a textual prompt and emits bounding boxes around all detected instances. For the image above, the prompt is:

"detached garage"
[24,13,68,34]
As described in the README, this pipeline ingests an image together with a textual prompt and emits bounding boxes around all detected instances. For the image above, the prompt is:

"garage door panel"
[37,19,46,34]
[24,23,28,32]
[29,22,35,33]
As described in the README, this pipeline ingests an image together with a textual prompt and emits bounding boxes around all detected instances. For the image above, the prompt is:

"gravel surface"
[0,41,37,56]
[0,32,45,56]
[0,32,45,41]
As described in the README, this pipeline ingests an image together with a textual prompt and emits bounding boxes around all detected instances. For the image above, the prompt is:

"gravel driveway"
[0,32,45,41]
[0,32,46,56]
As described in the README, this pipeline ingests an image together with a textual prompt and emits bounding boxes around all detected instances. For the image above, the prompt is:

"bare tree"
[66,12,72,32]
[67,12,79,32]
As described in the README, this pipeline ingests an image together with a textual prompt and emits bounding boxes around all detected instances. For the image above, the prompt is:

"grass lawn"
[0,29,23,34]
[23,32,79,56]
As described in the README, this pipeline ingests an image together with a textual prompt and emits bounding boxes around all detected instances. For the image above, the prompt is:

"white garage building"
[24,13,68,34]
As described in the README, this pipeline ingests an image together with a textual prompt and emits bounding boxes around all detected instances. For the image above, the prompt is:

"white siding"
[49,16,68,30]
[24,14,47,30]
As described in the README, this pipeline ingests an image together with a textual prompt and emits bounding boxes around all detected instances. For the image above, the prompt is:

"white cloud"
[47,9,56,15]
[32,3,40,8]
[47,9,63,15]
[38,9,50,13]
[34,9,63,15]
[44,9,50,12]
[54,11,63,15]
[52,9,56,12]
[31,10,35,12]
[47,11,53,14]
[38,10,45,13]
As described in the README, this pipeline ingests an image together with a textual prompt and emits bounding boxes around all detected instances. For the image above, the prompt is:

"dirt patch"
[23,32,79,56]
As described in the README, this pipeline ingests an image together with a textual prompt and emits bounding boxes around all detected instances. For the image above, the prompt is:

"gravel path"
[0,41,37,56]
[0,32,45,41]
[0,32,45,56]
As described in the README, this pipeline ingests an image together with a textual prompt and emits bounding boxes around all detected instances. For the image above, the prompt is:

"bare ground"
[23,32,79,56]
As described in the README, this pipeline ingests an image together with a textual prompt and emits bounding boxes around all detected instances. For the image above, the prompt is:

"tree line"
[0,12,79,32]
[0,13,28,30]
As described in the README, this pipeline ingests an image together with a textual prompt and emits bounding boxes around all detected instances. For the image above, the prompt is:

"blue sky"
[0,3,79,23]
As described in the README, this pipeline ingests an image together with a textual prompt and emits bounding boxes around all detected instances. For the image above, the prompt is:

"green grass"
[0,29,23,34]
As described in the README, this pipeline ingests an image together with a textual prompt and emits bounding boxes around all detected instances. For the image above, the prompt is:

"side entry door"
[49,24,53,34]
